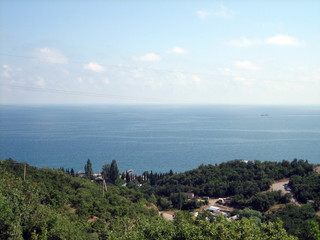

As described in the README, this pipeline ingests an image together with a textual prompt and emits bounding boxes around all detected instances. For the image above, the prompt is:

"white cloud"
[196,10,211,19]
[1,65,12,78]
[173,72,187,86]
[35,48,68,64]
[133,53,161,62]
[132,68,144,79]
[192,75,202,84]
[1,65,22,81]
[266,34,305,46]
[145,80,163,89]
[218,67,254,85]
[34,76,46,87]
[76,77,84,83]
[196,6,235,20]
[102,78,110,85]
[235,61,260,70]
[219,67,232,73]
[83,62,106,72]
[213,5,235,19]
[168,46,189,55]
[233,75,254,85]
[228,37,261,47]
[229,34,304,47]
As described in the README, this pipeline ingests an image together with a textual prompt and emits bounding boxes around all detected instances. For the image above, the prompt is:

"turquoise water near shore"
[0,105,319,173]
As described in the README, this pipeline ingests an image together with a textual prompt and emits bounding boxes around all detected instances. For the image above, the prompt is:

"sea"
[0,105,320,174]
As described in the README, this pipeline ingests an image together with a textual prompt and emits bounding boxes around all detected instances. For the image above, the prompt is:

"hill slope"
[1,159,313,240]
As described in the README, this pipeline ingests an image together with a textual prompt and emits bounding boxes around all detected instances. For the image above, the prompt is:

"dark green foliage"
[289,172,320,205]
[169,192,186,209]
[0,159,156,239]
[70,168,75,177]
[250,191,291,212]
[101,160,119,184]
[141,159,313,212]
[84,158,93,179]
[101,163,111,181]
[0,168,90,239]
[234,208,263,226]
[124,159,314,213]
[157,197,172,210]
[167,193,202,210]
[155,159,313,199]
[126,171,130,183]
[0,159,311,240]
[267,204,320,240]
[106,214,297,240]
[110,159,119,183]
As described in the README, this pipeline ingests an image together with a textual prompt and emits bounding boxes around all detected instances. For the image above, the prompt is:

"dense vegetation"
[0,159,155,239]
[154,159,313,196]
[0,158,319,240]
[134,159,314,211]
[289,171,320,206]
[267,204,320,240]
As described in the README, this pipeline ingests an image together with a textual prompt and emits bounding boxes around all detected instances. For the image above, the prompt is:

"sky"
[0,0,319,105]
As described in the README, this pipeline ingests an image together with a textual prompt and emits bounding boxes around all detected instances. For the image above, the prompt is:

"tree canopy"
[84,158,93,179]
[1,158,316,240]
[101,159,119,184]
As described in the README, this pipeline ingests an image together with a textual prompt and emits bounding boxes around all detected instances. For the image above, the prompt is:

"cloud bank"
[235,61,260,70]
[229,34,305,47]
[168,46,189,55]
[133,53,161,62]
[35,48,68,64]
[196,5,235,19]
[83,62,106,72]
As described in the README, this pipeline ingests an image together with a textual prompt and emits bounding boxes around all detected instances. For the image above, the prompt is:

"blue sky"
[0,0,319,104]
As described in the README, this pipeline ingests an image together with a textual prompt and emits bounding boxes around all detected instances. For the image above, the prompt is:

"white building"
[207,206,220,212]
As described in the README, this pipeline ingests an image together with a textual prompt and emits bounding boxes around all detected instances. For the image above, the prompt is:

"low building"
[207,206,220,212]
[93,173,102,178]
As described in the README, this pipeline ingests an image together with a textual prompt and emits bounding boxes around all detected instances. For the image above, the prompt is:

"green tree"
[267,204,320,240]
[126,171,131,183]
[84,159,93,179]
[101,160,119,184]
[235,208,263,226]
[169,192,186,209]
[70,168,75,177]
[101,164,111,182]
[110,160,119,184]
[158,197,172,210]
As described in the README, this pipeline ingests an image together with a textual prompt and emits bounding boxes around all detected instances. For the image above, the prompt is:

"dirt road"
[269,179,289,193]
[269,179,300,205]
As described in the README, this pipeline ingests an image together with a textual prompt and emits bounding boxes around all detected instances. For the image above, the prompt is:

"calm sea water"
[0,105,319,174]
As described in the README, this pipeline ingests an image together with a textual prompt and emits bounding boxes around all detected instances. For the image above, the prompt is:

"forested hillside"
[0,159,157,239]
[138,159,315,210]
[1,159,319,240]
[155,159,313,197]
[289,172,320,204]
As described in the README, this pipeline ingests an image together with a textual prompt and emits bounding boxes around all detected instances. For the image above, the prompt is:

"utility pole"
[102,179,108,197]
[23,163,26,181]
